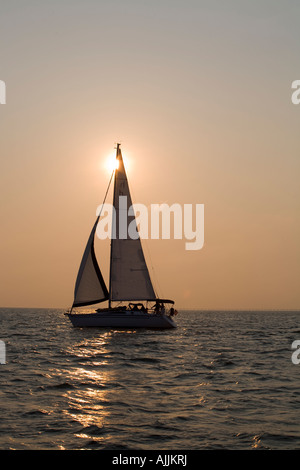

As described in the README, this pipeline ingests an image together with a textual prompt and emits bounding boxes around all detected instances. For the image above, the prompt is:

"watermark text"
[0,80,6,104]
[291,340,300,364]
[96,197,204,251]
[291,80,300,105]
[0,341,6,364]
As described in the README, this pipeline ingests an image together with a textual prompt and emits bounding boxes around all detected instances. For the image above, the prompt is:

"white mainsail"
[72,216,109,307]
[109,145,156,302]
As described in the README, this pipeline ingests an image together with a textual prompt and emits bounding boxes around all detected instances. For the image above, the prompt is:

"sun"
[104,153,119,174]
[101,147,132,175]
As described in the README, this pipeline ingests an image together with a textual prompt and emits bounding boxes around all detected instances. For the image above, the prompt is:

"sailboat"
[65,144,177,328]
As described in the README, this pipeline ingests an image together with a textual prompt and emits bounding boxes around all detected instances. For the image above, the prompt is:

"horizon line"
[0,306,299,312]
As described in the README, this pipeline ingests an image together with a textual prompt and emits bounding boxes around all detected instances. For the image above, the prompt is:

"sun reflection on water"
[67,386,110,431]
[61,335,114,433]
[55,329,141,445]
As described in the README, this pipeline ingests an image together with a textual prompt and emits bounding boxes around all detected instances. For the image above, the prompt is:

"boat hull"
[66,310,177,329]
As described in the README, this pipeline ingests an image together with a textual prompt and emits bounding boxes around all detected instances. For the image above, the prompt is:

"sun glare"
[104,154,119,174]
[101,148,132,176]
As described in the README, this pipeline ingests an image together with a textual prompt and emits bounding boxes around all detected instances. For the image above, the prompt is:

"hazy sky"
[1,0,299,309]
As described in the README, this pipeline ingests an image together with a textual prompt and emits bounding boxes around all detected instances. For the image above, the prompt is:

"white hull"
[66,310,177,329]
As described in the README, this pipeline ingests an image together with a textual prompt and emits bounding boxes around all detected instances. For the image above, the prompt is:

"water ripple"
[1,309,300,449]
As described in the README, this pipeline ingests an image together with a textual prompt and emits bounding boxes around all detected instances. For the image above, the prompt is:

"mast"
[108,143,120,308]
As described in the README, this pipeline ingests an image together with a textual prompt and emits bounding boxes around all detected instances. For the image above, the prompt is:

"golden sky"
[0,0,299,309]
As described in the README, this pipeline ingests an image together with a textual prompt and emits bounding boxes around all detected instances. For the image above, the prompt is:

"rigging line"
[143,237,164,299]
[129,183,163,299]
[97,169,115,219]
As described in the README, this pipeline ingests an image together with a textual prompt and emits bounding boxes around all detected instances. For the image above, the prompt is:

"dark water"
[0,308,300,450]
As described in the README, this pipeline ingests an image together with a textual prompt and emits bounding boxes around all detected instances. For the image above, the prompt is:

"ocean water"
[0,308,300,450]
